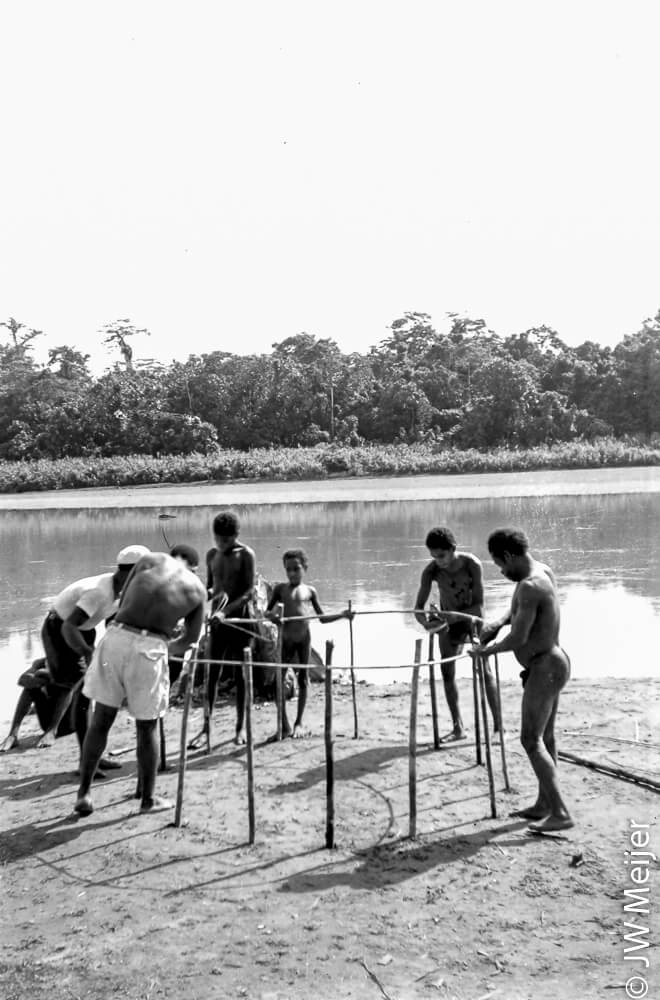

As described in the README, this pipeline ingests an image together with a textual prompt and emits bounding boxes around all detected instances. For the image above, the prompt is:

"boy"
[267,549,351,739]
[414,526,501,742]
[189,510,257,748]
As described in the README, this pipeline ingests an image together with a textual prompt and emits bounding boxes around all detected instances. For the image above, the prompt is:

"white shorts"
[83,625,169,720]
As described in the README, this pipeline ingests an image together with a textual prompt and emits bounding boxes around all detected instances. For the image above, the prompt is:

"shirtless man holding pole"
[74,551,206,817]
[473,528,573,833]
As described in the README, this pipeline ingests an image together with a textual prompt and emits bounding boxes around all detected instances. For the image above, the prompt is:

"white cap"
[116,544,151,567]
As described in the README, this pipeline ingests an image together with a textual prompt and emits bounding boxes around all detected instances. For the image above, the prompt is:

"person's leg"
[0,689,35,751]
[188,624,222,748]
[438,634,464,738]
[481,660,502,732]
[135,718,171,811]
[293,636,311,737]
[519,652,572,830]
[74,702,118,815]
[234,659,247,745]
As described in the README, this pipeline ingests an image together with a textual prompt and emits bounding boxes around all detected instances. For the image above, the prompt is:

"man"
[414,526,501,742]
[472,528,573,833]
[0,545,150,765]
[189,510,256,748]
[74,550,206,816]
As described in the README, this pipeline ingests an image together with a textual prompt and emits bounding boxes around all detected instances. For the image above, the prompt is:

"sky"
[2,1,659,374]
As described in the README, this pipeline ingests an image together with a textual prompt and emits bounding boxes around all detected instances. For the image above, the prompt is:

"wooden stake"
[174,646,197,828]
[348,599,359,739]
[275,601,284,741]
[476,656,497,818]
[202,661,211,754]
[427,632,440,750]
[409,638,422,839]
[494,654,510,791]
[324,639,335,849]
[243,646,255,845]
[472,657,482,765]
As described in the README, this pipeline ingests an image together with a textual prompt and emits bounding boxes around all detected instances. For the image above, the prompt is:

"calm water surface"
[0,492,658,724]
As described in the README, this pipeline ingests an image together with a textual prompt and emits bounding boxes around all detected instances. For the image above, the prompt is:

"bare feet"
[187,729,208,751]
[528,815,575,834]
[438,729,468,744]
[292,724,308,740]
[266,728,292,744]
[234,729,247,746]
[98,756,122,771]
[0,734,19,753]
[37,731,56,749]
[74,795,94,816]
[510,805,550,821]
[140,796,174,814]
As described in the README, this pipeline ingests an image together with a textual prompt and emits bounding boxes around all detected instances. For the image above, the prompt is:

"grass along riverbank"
[0,437,659,493]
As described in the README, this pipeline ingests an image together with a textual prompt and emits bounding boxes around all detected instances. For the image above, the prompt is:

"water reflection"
[0,494,658,722]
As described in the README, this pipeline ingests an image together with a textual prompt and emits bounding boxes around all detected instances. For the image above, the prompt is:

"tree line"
[1,311,658,460]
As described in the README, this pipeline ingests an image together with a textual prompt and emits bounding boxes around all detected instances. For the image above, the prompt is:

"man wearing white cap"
[0,545,150,759]
[74,549,206,816]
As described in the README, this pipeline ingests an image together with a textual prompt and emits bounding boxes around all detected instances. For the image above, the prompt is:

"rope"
[187,652,473,671]
[218,607,483,626]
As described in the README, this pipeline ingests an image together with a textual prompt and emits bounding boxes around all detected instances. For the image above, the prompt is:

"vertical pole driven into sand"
[476,655,497,818]
[348,599,359,739]
[174,645,197,828]
[428,632,440,750]
[243,646,255,845]
[158,717,167,772]
[324,639,335,850]
[472,655,482,766]
[202,661,211,754]
[275,602,284,741]
[408,638,422,839]
[493,654,510,791]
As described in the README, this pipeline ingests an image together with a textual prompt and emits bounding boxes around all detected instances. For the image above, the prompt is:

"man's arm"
[476,582,537,656]
[414,565,434,629]
[310,588,351,625]
[168,602,205,660]
[61,606,96,665]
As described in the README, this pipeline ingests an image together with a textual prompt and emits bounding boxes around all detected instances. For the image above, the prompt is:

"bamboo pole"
[476,655,497,818]
[408,638,422,839]
[243,646,255,845]
[221,607,484,625]
[472,658,482,765]
[275,602,284,741]
[348,599,359,739]
[202,661,211,754]
[324,639,335,850]
[493,654,510,791]
[558,750,660,792]
[174,646,197,828]
[427,632,440,750]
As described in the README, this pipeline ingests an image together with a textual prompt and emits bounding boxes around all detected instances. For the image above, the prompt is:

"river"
[0,469,658,726]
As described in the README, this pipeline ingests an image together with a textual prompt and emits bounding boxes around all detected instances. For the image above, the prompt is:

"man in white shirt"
[0,545,150,761]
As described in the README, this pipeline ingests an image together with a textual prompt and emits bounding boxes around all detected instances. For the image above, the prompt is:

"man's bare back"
[508,561,561,669]
[116,553,206,650]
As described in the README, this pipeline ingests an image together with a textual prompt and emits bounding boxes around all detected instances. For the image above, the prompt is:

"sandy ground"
[0,465,659,509]
[1,673,659,1000]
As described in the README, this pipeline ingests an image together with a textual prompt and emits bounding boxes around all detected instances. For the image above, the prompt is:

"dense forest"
[1,310,658,461]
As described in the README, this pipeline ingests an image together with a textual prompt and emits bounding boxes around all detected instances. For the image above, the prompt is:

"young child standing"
[267,549,352,739]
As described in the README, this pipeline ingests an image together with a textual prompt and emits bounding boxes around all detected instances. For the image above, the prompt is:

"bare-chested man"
[73,551,206,816]
[414,527,500,742]
[189,510,256,749]
[0,545,149,764]
[473,528,573,833]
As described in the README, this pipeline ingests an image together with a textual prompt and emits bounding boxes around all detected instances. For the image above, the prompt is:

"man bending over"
[74,551,205,816]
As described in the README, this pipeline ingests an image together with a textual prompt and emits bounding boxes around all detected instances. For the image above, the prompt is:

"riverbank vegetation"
[0,309,659,490]
[0,438,658,493]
